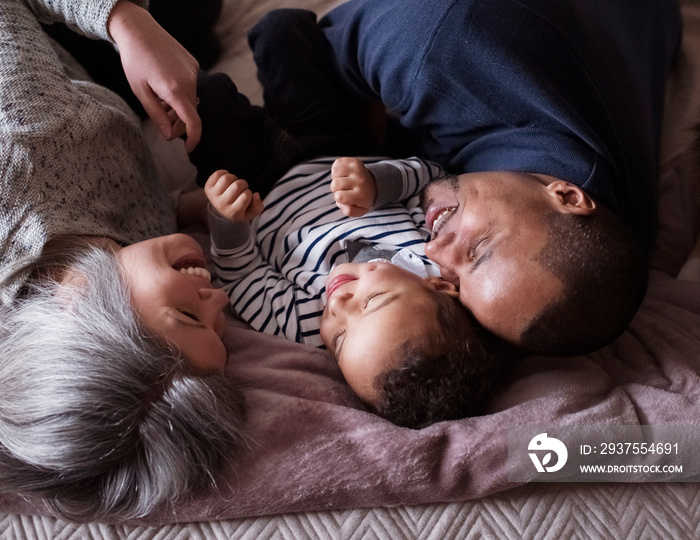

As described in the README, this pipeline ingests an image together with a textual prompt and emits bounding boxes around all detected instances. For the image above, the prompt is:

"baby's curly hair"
[374,292,519,429]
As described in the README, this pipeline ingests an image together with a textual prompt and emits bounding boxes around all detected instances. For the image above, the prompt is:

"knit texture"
[0,0,175,302]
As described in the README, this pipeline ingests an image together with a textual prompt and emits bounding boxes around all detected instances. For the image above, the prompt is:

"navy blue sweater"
[320,0,681,252]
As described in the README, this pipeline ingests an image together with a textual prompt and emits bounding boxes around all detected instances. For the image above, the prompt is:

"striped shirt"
[210,157,444,347]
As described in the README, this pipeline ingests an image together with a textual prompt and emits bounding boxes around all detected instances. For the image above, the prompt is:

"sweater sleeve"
[211,227,303,343]
[1,0,175,303]
[367,157,443,209]
[24,0,148,41]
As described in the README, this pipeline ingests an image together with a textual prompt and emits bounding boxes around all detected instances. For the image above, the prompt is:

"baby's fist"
[205,170,263,222]
[330,157,377,217]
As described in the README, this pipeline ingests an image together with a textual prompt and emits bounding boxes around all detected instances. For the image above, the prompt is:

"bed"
[3,0,700,538]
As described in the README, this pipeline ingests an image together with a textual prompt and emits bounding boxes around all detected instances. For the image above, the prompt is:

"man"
[250,0,682,355]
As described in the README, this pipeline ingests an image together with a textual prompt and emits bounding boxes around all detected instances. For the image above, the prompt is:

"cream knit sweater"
[0,0,176,301]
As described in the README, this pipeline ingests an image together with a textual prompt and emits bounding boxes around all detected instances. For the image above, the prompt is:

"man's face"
[422,171,565,345]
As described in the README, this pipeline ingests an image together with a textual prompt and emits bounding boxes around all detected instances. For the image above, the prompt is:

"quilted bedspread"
[3,483,700,539]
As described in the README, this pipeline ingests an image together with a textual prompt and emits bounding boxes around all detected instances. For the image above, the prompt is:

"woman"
[0,0,246,521]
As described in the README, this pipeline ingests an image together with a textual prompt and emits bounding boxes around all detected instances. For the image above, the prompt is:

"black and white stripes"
[210,156,443,347]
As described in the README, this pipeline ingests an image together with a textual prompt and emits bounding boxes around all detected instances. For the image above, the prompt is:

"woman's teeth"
[180,267,211,282]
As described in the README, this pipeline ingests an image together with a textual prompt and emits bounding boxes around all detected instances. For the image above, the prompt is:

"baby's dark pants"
[190,9,377,195]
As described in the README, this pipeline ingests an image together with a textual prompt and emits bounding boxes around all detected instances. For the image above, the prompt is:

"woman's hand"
[108,0,201,151]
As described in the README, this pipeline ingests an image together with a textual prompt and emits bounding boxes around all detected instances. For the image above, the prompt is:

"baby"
[205,156,515,428]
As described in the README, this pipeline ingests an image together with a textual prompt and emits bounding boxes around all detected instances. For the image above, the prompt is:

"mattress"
[4,483,700,539]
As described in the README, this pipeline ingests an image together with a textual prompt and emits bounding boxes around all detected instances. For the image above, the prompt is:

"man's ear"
[426,276,460,298]
[545,180,596,215]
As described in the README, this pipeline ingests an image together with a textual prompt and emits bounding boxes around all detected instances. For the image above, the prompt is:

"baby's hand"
[330,157,377,217]
[205,170,264,222]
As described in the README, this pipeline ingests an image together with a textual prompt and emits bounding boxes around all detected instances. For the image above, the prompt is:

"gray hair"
[0,238,248,521]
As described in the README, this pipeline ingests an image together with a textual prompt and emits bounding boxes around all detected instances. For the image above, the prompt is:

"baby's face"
[320,262,458,404]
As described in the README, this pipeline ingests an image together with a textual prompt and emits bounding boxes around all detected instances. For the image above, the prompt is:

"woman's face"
[115,234,229,373]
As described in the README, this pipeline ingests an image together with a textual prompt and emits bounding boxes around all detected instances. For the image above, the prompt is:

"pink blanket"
[4,218,700,523]
[188,271,700,520]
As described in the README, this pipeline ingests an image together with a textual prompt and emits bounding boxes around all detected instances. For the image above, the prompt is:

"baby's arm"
[331,157,443,217]
[204,170,304,341]
[210,231,305,343]
[205,170,264,222]
[214,242,305,343]
[204,169,263,293]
